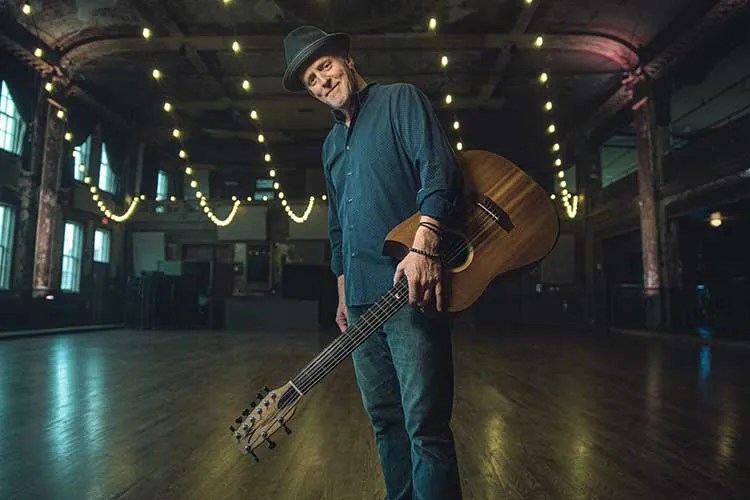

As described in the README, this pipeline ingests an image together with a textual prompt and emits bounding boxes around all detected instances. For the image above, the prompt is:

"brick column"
[633,89,665,328]
[32,104,66,293]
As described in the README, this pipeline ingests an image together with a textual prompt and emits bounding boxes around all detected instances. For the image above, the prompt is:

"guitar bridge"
[475,195,514,233]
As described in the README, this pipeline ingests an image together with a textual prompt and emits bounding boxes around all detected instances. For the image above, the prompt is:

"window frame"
[61,221,84,292]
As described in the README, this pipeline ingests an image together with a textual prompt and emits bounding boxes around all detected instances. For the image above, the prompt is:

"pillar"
[32,103,66,293]
[633,87,665,329]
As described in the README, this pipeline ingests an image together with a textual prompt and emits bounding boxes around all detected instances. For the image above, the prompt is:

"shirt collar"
[331,81,378,124]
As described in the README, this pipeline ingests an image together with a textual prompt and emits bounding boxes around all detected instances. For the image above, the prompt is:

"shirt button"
[346,145,350,151]
[351,252,357,257]
[347,171,352,176]
[349,225,354,230]
[347,198,352,202]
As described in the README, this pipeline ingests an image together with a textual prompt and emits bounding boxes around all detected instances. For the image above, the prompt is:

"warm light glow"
[79,165,86,172]
[558,171,565,178]
[170,196,176,202]
[524,0,533,5]
[257,133,265,143]
[64,132,72,141]
[534,36,544,48]
[232,41,241,53]
[163,101,173,112]
[250,110,259,120]
[44,82,54,93]
[286,197,316,224]
[84,176,91,184]
[232,195,238,201]
[140,194,146,200]
[428,18,437,31]
[545,101,553,111]
[90,186,97,194]
[553,143,560,152]
[547,124,556,134]
[322,195,327,201]
[539,72,549,84]
[152,69,162,80]
[710,212,723,227]
[190,180,198,188]
[560,181,567,188]
[195,191,202,198]
[273,182,279,190]
[282,199,288,207]
[278,192,285,199]
[269,169,276,177]
[445,94,453,105]
[453,121,460,130]
[22,3,32,15]
[262,196,268,201]
[172,128,181,138]
[555,158,562,167]
[110,197,141,223]
[550,194,556,200]
[441,56,448,67]
[185,166,193,175]
[264,153,271,162]
[242,80,251,91]
[179,150,187,159]
[456,142,463,151]
[56,109,65,120]
[562,189,569,196]
[142,27,152,39]
[34,48,43,58]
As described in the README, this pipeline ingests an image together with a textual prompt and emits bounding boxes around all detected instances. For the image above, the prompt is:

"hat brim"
[282,33,351,92]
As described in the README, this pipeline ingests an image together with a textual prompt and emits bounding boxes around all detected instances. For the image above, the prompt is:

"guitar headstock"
[228,381,301,462]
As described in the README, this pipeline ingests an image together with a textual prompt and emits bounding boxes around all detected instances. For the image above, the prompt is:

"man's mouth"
[326,82,339,98]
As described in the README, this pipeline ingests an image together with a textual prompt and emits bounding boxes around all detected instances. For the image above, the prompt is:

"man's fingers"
[393,266,404,285]
[435,281,443,312]
[422,287,432,305]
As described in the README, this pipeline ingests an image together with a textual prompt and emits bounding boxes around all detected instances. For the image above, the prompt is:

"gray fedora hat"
[282,26,351,92]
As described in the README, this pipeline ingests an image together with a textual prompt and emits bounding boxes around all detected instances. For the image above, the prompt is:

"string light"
[264,153,271,162]
[445,94,453,105]
[428,18,437,31]
[544,101,553,111]
[250,110,258,120]
[453,121,460,130]
[33,48,43,58]
[539,72,549,84]
[152,68,162,80]
[64,132,72,141]
[232,41,241,53]
[44,82,54,93]
[163,101,173,112]
[440,56,448,67]
[552,143,560,152]
[142,28,152,39]
[242,79,251,91]
[547,124,556,134]
[534,36,544,48]
[22,3,31,15]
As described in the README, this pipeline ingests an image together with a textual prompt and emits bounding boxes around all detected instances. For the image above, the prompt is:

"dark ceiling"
[0,0,745,195]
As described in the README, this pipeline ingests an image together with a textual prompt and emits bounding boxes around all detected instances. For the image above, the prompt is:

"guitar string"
[285,209,499,406]
[285,208,499,405]
[284,208,498,397]
[284,207,500,402]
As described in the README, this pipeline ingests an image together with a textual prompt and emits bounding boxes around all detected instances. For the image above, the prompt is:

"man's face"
[301,54,353,109]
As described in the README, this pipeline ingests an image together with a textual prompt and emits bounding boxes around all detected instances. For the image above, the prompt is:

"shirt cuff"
[418,190,456,220]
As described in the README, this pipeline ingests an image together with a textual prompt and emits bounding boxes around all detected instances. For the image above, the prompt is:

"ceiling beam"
[172,95,508,112]
[478,1,541,101]
[584,0,750,134]
[60,33,639,71]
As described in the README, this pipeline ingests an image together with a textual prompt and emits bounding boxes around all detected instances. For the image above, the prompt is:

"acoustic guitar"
[227,150,560,461]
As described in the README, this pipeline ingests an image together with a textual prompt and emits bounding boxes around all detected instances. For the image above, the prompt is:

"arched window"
[0,81,25,155]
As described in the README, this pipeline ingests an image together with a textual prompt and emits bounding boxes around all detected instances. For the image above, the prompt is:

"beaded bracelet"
[409,247,441,260]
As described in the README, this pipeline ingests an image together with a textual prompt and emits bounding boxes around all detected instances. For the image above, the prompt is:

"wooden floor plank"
[0,327,748,499]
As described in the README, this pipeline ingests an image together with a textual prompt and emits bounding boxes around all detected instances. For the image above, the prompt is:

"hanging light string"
[142,13,241,227]
[532,26,579,219]
[17,2,143,222]
[220,0,321,224]
[427,16,465,153]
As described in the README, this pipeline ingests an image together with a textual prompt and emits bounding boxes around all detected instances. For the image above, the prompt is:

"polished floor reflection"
[0,326,748,499]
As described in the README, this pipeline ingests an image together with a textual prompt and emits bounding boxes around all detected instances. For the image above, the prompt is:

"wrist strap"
[409,247,441,260]
[418,221,444,239]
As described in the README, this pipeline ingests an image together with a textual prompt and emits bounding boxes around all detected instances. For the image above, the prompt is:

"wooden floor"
[1,325,748,500]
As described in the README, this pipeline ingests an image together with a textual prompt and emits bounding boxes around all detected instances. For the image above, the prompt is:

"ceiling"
[0,0,742,196]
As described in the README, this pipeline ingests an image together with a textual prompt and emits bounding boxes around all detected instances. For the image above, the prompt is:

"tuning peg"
[249,401,257,408]
[263,386,270,393]
[229,425,236,433]
[265,438,276,449]
[282,423,292,435]
[242,408,250,416]
[235,416,243,424]
[256,393,264,400]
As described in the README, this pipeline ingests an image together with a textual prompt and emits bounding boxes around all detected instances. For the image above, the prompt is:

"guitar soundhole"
[441,231,471,272]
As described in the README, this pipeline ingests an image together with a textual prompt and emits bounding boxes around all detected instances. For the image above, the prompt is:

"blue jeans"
[347,304,462,500]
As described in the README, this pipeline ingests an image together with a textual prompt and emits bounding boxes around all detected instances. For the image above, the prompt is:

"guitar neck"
[290,276,410,396]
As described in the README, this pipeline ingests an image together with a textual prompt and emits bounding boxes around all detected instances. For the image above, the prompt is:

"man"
[282,26,463,500]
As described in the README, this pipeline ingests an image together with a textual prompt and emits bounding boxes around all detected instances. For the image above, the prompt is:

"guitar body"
[384,150,560,312]
[228,150,560,460]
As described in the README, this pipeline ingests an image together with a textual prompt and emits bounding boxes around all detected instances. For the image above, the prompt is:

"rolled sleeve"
[393,83,462,221]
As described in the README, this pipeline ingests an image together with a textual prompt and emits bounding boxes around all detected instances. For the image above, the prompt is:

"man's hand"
[335,300,348,332]
[393,252,444,311]
[335,274,347,332]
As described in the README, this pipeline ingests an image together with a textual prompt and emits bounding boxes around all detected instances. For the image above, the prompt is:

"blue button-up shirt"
[322,82,463,307]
